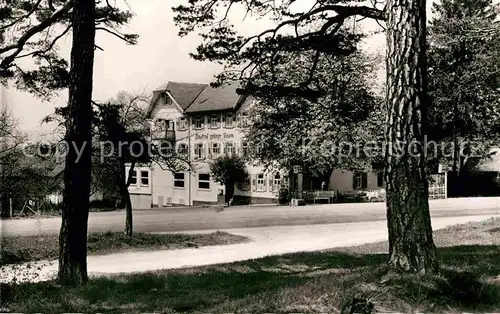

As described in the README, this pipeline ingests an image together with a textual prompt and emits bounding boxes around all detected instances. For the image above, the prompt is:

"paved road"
[1,214,496,283]
[1,197,499,236]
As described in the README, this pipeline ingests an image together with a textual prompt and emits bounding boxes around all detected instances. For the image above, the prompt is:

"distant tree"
[0,110,24,215]
[243,44,385,177]
[94,92,151,236]
[209,155,247,205]
[428,0,500,195]
[0,111,62,216]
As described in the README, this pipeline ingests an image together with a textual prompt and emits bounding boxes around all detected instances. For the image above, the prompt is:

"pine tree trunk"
[385,0,438,273]
[58,0,95,286]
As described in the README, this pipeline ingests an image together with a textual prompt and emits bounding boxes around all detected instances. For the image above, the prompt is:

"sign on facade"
[438,163,449,173]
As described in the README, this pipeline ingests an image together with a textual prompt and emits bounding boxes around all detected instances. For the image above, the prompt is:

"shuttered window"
[353,172,368,189]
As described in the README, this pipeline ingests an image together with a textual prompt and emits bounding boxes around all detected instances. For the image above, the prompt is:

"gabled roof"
[147,81,245,116]
[185,81,243,113]
[147,82,207,117]
[163,82,207,110]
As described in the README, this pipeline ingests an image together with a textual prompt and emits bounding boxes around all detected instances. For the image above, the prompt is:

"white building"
[126,81,283,208]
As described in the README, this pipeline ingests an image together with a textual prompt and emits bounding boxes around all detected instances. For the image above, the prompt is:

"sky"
[2,0,388,141]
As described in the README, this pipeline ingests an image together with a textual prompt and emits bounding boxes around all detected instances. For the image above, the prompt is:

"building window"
[225,142,235,156]
[240,112,249,127]
[257,173,265,191]
[155,119,166,131]
[194,143,204,159]
[194,115,204,129]
[140,170,149,186]
[178,143,188,155]
[353,172,367,189]
[210,114,221,128]
[129,170,137,185]
[211,142,220,156]
[273,174,281,192]
[377,172,384,188]
[241,142,248,156]
[166,119,174,130]
[179,118,187,130]
[225,112,234,128]
[198,173,210,190]
[174,172,185,188]
[156,119,173,131]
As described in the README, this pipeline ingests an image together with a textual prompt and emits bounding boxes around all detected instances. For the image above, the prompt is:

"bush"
[89,199,119,212]
[278,186,291,205]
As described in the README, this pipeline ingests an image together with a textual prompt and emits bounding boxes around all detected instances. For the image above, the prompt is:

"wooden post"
[9,197,12,217]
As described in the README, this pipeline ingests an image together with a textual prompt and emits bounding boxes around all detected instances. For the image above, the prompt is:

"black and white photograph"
[1,0,499,312]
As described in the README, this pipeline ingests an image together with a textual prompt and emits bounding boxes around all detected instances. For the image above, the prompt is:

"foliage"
[278,185,291,204]
[209,155,247,185]
[427,0,500,168]
[1,110,60,216]
[210,155,247,204]
[243,48,385,175]
[0,0,137,99]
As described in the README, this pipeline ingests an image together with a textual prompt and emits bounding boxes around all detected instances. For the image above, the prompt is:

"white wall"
[150,166,222,206]
[130,194,151,209]
[126,166,152,196]
[329,169,383,193]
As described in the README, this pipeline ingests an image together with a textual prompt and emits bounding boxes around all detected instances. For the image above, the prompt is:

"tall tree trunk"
[58,0,96,285]
[385,0,438,273]
[122,160,135,236]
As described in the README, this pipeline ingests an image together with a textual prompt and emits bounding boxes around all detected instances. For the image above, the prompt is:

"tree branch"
[0,0,44,31]
[95,27,137,44]
[17,24,72,59]
[0,1,73,70]
[236,5,385,51]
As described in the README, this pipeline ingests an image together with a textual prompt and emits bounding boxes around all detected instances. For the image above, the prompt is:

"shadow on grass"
[0,231,247,267]
[1,245,499,313]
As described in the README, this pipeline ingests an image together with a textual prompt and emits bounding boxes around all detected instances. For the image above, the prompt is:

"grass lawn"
[0,231,248,267]
[1,218,499,313]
